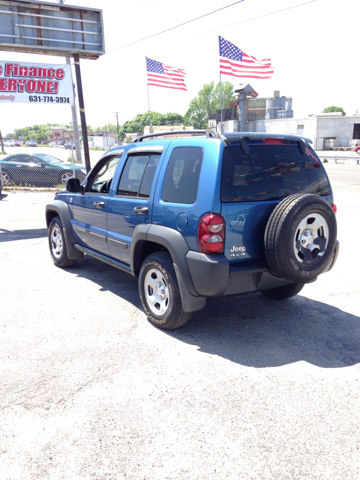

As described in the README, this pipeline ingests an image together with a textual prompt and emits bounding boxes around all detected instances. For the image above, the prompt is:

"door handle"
[134,206,149,215]
[94,201,105,210]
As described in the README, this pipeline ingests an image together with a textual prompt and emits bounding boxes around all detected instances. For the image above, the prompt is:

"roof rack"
[131,130,220,143]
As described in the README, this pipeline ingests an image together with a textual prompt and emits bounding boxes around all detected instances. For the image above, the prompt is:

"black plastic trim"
[127,146,164,154]
[173,263,206,313]
[132,130,220,143]
[186,251,229,296]
[74,244,133,275]
[46,200,84,260]
[130,224,197,296]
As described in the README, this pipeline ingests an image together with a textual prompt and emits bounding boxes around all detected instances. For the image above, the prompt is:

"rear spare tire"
[264,194,337,283]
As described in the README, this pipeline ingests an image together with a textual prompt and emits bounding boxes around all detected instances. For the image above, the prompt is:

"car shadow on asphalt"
[0,227,48,242]
[68,255,360,369]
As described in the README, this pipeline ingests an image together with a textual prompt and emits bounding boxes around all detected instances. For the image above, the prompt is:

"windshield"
[221,144,330,203]
[36,153,64,164]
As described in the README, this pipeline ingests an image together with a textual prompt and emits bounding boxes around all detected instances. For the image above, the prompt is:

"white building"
[209,103,360,151]
[249,113,360,150]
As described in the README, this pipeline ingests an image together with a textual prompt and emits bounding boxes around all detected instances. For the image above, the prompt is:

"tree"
[184,81,236,128]
[322,106,346,116]
[119,111,184,139]
[183,98,208,129]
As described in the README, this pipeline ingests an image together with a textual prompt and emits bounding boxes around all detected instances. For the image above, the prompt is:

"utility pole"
[0,130,5,153]
[114,112,120,134]
[58,0,82,164]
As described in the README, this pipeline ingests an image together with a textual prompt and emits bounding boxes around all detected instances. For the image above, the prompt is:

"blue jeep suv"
[46,130,339,329]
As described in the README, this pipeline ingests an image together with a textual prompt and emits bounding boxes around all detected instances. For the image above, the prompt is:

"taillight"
[332,203,337,214]
[198,213,225,254]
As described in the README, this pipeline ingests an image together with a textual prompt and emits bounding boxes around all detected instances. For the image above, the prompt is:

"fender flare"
[45,200,84,260]
[130,224,197,297]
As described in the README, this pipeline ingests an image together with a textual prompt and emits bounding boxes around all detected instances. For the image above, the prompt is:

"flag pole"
[218,37,223,134]
[219,71,223,134]
[145,57,153,133]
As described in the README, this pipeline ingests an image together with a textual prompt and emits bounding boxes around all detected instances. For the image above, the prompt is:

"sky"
[0,0,358,135]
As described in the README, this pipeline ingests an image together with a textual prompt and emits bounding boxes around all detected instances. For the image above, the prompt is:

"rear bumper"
[185,242,340,297]
[186,251,291,297]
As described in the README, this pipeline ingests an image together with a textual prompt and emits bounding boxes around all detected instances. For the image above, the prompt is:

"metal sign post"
[74,53,90,173]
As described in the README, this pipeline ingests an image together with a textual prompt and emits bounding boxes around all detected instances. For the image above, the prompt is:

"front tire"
[48,216,77,268]
[1,170,12,187]
[139,252,192,330]
[262,282,304,300]
[60,171,74,186]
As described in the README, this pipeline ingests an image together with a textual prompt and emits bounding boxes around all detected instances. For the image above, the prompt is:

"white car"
[4,140,15,147]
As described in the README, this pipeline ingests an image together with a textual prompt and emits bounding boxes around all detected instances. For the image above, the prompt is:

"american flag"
[219,36,274,80]
[146,57,187,91]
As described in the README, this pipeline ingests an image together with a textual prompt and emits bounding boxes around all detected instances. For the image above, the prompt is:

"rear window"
[221,144,330,202]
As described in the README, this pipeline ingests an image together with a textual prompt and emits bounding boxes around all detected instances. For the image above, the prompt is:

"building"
[248,113,360,150]
[208,87,360,150]
[50,127,117,147]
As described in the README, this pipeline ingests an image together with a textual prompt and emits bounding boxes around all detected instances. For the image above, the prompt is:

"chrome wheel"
[60,172,74,185]
[1,171,10,186]
[293,213,329,265]
[51,224,63,259]
[144,268,170,316]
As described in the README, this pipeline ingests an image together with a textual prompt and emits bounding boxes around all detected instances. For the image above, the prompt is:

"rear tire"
[48,216,77,268]
[139,252,192,330]
[262,282,304,300]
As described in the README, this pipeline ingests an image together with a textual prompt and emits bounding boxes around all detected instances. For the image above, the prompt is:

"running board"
[74,244,134,275]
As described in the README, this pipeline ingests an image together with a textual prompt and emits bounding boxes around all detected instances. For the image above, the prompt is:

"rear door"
[220,141,331,263]
[106,146,164,264]
[70,152,124,255]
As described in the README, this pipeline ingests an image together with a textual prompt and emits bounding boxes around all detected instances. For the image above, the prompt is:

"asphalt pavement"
[0,164,359,479]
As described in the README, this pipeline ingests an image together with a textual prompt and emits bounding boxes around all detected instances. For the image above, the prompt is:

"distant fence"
[0,153,86,190]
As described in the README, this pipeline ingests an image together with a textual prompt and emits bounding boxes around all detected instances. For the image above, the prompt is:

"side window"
[10,154,31,163]
[88,154,123,194]
[117,153,160,198]
[161,147,203,204]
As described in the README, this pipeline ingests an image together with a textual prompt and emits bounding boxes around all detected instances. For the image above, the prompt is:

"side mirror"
[66,178,81,193]
[39,162,46,167]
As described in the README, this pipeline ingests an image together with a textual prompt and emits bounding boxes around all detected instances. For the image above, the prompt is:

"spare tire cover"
[264,193,337,283]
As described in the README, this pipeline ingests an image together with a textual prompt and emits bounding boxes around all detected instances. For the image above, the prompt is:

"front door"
[70,153,124,255]
[107,148,163,264]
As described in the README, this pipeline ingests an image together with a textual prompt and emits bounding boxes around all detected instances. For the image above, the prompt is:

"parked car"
[13,141,21,147]
[355,145,360,155]
[1,152,87,187]
[25,141,37,147]
[64,141,76,150]
[4,140,15,147]
[46,130,339,330]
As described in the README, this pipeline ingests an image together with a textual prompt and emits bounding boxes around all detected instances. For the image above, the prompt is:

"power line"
[187,0,316,38]
[106,0,245,53]
[107,0,316,54]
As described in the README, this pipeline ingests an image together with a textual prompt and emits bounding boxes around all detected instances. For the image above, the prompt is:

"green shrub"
[323,159,328,163]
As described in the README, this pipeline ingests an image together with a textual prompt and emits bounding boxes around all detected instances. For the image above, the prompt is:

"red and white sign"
[0,60,74,105]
